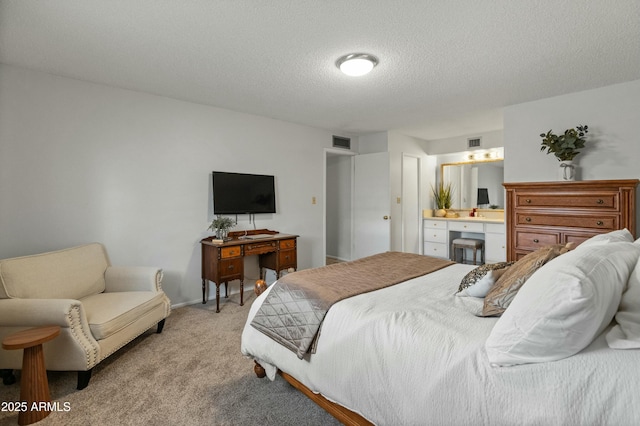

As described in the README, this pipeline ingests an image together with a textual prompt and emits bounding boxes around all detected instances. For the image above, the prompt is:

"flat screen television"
[212,171,276,214]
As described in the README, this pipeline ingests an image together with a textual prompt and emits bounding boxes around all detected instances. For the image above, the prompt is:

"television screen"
[212,171,276,214]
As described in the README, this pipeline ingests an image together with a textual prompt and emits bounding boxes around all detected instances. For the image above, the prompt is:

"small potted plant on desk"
[208,215,235,241]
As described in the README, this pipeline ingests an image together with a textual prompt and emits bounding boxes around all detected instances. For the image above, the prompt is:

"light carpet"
[0,292,339,426]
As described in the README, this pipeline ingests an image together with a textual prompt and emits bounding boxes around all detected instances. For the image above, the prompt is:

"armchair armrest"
[0,298,87,328]
[104,266,163,293]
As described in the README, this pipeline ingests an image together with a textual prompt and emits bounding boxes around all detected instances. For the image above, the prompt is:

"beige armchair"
[0,243,171,389]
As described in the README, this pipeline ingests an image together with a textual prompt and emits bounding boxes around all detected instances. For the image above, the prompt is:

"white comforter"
[241,263,640,425]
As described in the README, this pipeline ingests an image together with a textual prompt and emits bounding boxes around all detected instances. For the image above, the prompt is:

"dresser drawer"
[220,246,242,258]
[515,192,618,209]
[424,220,447,229]
[424,242,448,259]
[424,228,447,243]
[516,213,618,230]
[515,231,559,251]
[449,221,484,233]
[218,258,243,280]
[279,239,296,249]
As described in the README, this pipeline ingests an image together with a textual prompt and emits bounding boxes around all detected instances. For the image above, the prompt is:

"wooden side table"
[2,325,61,425]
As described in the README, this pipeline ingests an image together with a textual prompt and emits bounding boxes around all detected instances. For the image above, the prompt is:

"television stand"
[200,229,298,312]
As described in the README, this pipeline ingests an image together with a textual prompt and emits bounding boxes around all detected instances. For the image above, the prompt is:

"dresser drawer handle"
[533,239,539,243]
[525,199,531,203]
[597,199,604,204]
[228,265,234,270]
[525,217,532,222]
[597,221,604,226]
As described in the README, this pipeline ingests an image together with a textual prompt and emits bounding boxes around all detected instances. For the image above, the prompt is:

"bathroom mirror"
[440,160,504,209]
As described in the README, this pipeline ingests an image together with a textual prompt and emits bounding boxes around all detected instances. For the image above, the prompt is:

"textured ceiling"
[1,1,639,140]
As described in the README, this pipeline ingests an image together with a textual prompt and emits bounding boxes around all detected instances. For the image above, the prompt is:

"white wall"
[423,129,504,155]
[0,64,335,306]
[388,132,430,251]
[503,79,640,230]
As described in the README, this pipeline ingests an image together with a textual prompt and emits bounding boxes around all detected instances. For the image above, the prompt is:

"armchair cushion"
[0,243,108,299]
[80,292,167,340]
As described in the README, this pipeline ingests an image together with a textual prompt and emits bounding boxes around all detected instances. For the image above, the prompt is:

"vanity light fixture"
[336,53,378,76]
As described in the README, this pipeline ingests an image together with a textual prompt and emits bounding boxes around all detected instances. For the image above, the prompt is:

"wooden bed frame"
[253,361,372,426]
[251,282,372,425]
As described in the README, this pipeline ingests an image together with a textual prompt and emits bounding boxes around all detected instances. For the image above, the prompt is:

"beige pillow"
[481,243,572,317]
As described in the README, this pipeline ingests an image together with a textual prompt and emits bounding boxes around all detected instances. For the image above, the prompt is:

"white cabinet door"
[485,231,506,262]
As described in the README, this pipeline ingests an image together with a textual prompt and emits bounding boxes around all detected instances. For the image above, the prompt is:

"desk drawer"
[220,246,242,258]
[279,239,296,250]
[449,221,484,233]
[244,241,277,256]
[516,213,617,230]
[279,249,296,268]
[219,258,243,280]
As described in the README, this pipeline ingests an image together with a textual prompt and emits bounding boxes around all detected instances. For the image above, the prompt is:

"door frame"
[323,148,356,264]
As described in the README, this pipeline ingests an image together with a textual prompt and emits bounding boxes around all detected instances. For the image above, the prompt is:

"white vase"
[558,160,576,181]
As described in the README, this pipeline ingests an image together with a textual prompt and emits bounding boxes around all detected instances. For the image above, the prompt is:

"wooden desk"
[2,325,61,426]
[200,229,298,312]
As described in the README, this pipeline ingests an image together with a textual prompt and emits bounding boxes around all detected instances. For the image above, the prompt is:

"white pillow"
[456,262,512,297]
[606,256,640,348]
[486,241,640,367]
[580,228,634,248]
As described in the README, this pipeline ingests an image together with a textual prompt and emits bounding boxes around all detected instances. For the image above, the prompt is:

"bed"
[241,232,640,425]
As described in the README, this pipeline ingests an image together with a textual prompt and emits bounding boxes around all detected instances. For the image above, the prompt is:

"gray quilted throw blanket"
[250,251,454,359]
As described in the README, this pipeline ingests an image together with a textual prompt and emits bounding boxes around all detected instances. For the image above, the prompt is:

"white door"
[353,152,390,259]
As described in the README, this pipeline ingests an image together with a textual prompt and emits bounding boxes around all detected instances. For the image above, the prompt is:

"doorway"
[325,149,355,264]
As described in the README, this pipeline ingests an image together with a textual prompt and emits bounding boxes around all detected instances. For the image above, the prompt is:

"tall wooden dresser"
[504,179,638,261]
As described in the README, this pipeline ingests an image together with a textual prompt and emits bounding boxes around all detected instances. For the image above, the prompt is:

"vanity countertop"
[424,216,504,224]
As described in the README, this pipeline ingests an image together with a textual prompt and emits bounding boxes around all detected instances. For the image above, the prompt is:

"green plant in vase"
[208,215,235,240]
[431,182,454,217]
[540,124,589,181]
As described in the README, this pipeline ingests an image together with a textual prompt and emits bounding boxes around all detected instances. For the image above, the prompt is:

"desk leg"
[202,279,207,304]
[240,280,244,306]
[216,283,221,313]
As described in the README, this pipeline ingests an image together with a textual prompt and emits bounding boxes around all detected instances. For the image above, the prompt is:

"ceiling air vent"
[467,137,481,148]
[332,135,351,149]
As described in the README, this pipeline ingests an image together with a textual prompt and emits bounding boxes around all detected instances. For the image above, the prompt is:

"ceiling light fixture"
[336,53,378,77]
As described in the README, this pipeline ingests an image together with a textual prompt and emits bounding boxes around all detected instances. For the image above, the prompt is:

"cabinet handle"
[228,265,234,270]
[597,199,604,204]
[533,239,539,243]
[525,217,532,222]
[597,221,604,226]
[525,199,531,203]
[285,255,290,260]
